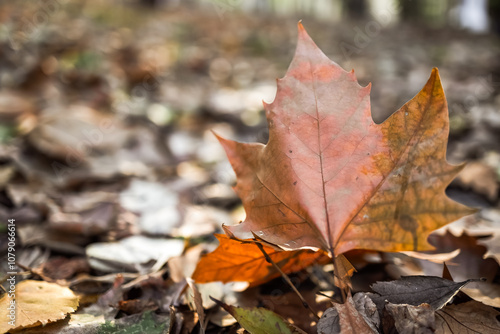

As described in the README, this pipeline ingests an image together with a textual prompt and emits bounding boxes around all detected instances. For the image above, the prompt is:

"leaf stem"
[254,241,320,320]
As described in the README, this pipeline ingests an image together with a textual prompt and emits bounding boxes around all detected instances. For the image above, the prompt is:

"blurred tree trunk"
[343,0,367,19]
[399,0,450,28]
[137,0,182,8]
[400,0,421,20]
[489,0,500,34]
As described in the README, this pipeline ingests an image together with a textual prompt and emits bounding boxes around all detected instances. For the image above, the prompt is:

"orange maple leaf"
[217,23,476,256]
[192,234,329,287]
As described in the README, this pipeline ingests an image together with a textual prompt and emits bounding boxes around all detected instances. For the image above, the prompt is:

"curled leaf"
[370,276,474,311]
[318,296,378,334]
[384,302,435,334]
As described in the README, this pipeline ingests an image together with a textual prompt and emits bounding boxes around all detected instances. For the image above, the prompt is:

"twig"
[254,241,320,320]
[0,270,32,284]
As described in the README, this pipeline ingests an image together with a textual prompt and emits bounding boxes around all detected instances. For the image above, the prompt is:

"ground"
[0,1,499,333]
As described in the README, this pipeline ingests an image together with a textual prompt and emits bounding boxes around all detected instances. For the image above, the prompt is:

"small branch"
[0,270,32,284]
[254,241,320,320]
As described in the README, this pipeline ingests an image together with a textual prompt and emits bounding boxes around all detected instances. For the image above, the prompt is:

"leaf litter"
[0,2,499,333]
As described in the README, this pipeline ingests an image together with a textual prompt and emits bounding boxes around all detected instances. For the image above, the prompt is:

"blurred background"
[1,0,499,297]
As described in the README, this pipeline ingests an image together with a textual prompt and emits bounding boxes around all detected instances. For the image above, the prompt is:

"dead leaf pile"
[0,2,499,333]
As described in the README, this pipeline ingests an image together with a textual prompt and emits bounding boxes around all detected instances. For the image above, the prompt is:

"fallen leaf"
[175,205,233,238]
[317,308,340,334]
[435,301,500,334]
[384,232,500,308]
[0,90,34,122]
[119,179,181,235]
[427,232,500,308]
[400,249,461,263]
[169,244,208,283]
[0,280,79,332]
[433,209,498,238]
[86,235,184,273]
[10,314,106,334]
[158,279,188,311]
[26,104,123,161]
[0,164,15,187]
[433,209,500,265]
[352,292,380,331]
[186,278,205,332]
[233,282,332,333]
[479,233,500,264]
[83,274,125,320]
[390,231,496,280]
[117,299,154,315]
[370,276,472,311]
[218,23,475,256]
[455,161,499,202]
[384,302,435,334]
[461,282,500,308]
[317,296,378,334]
[192,234,329,287]
[211,298,307,334]
[37,256,90,280]
[48,191,118,236]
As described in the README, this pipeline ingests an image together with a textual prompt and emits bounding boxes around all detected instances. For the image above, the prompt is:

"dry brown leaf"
[456,161,499,202]
[434,209,500,266]
[0,90,34,122]
[186,278,205,332]
[318,296,378,334]
[479,232,500,264]
[384,302,435,334]
[370,276,473,311]
[27,105,124,160]
[435,301,500,334]
[387,232,500,308]
[37,257,90,281]
[461,282,500,308]
[434,210,498,236]
[400,249,461,263]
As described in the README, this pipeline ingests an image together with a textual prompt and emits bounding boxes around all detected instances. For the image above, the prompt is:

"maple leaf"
[217,23,475,256]
[192,234,329,287]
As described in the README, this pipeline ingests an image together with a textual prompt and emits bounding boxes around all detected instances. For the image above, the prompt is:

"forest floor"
[0,1,500,333]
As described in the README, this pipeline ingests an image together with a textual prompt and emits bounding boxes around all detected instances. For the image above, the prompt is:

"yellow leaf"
[0,280,79,332]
